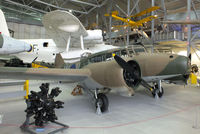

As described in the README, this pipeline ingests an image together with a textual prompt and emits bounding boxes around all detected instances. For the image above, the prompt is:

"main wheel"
[158,87,164,98]
[152,85,164,98]
[95,93,109,113]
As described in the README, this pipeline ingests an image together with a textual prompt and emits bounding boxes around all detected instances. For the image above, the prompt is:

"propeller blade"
[114,55,133,73]
[114,55,153,92]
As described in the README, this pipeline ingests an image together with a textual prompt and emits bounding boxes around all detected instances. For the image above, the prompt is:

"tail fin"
[54,53,65,68]
[0,9,10,36]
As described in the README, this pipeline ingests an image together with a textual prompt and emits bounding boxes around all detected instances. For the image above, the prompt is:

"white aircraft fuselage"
[0,34,32,55]
[0,9,32,55]
[13,39,117,63]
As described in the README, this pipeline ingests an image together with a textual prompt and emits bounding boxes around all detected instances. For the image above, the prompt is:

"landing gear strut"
[152,80,164,98]
[94,89,109,114]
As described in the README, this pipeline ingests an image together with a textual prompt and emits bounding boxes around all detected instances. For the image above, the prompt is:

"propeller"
[114,55,153,92]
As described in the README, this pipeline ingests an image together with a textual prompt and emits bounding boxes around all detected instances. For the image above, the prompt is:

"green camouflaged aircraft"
[0,47,191,113]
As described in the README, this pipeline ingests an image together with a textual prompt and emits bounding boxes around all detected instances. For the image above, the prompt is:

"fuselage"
[12,39,118,63]
[80,53,190,90]
[0,34,32,55]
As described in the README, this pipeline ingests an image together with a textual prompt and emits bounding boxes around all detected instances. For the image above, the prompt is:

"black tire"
[152,85,164,98]
[96,93,109,113]
[158,87,164,98]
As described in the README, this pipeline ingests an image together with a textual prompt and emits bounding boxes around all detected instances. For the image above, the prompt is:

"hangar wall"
[7,22,49,39]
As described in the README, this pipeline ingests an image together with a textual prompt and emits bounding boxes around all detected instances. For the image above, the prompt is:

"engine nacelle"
[0,34,32,54]
[85,59,141,90]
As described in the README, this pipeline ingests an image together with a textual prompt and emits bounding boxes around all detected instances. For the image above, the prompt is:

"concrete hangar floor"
[0,81,200,134]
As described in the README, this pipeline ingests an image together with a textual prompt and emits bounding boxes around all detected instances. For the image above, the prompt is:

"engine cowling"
[85,59,141,90]
[123,60,141,89]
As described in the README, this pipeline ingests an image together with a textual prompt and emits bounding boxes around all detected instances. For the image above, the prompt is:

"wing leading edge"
[0,67,91,83]
[143,74,182,82]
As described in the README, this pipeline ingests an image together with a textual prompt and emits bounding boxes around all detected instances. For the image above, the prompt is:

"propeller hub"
[123,60,141,88]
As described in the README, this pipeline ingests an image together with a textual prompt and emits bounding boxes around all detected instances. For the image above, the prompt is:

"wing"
[111,15,128,23]
[42,10,88,48]
[0,56,15,62]
[143,74,182,82]
[162,20,200,24]
[135,15,158,26]
[0,67,91,83]
[131,6,160,18]
[0,79,25,86]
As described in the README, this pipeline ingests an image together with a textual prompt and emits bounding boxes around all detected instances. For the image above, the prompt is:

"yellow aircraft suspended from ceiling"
[104,6,160,28]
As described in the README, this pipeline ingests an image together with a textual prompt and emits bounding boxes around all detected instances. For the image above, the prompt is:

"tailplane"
[0,9,10,36]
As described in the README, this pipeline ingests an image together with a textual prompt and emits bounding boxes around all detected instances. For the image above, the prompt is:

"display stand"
[20,119,68,134]
[193,105,200,129]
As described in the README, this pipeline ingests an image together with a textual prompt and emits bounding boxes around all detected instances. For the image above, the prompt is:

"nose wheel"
[152,85,164,98]
[152,80,164,98]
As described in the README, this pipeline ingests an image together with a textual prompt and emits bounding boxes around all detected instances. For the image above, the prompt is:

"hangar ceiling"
[0,0,109,25]
[0,0,200,28]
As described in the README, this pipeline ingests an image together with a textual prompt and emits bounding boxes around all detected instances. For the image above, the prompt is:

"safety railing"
[154,31,185,41]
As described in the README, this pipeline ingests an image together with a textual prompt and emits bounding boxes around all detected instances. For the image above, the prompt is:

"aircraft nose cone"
[177,55,191,83]
[175,55,190,75]
[159,55,191,85]
[160,55,190,76]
